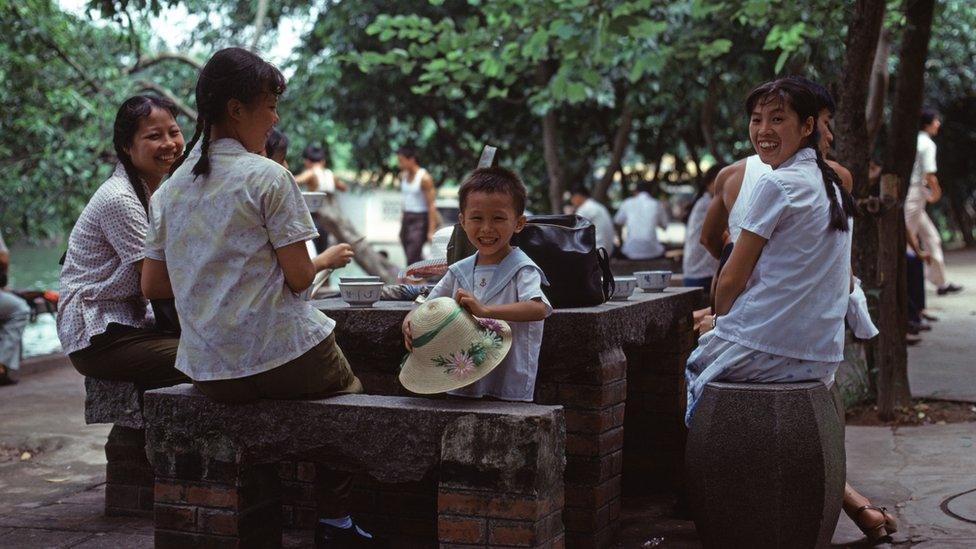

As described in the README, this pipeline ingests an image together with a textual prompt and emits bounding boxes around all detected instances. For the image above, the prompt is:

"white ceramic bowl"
[612,276,637,301]
[339,281,384,307]
[302,192,328,211]
[634,270,672,292]
[339,276,382,284]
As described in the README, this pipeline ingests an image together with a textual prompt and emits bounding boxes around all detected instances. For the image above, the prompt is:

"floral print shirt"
[145,139,334,381]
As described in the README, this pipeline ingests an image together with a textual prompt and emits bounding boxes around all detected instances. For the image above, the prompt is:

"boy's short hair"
[920,107,940,129]
[570,186,591,197]
[459,167,527,215]
[396,145,418,160]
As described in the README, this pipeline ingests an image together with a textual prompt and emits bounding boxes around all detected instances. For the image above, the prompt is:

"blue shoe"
[315,520,387,548]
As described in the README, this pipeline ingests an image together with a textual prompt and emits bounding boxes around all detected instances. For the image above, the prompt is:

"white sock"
[320,515,352,529]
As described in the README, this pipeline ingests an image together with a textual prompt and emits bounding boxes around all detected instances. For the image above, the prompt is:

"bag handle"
[598,247,614,302]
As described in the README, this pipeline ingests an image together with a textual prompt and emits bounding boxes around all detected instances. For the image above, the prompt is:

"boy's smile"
[459,190,526,265]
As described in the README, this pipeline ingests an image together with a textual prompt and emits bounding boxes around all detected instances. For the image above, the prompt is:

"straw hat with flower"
[399,297,512,394]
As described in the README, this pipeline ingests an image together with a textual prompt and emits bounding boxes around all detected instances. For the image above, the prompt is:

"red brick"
[558,379,626,409]
[277,461,296,480]
[564,477,619,509]
[296,462,316,482]
[437,514,486,544]
[566,426,624,458]
[197,508,238,536]
[154,503,197,531]
[186,484,239,508]
[107,461,154,485]
[488,518,540,546]
[437,489,555,520]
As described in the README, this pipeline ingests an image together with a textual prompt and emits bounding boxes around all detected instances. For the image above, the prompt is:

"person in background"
[682,163,727,289]
[569,186,615,254]
[906,228,932,344]
[296,144,348,254]
[0,232,30,385]
[397,145,438,265]
[57,95,190,390]
[613,181,669,260]
[905,108,962,295]
[265,128,289,169]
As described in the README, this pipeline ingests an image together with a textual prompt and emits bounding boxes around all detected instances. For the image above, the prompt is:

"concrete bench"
[83,378,154,517]
[685,381,845,548]
[316,289,699,546]
[315,289,700,547]
[144,385,566,548]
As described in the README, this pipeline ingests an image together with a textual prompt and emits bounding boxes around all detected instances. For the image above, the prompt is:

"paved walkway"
[908,248,976,403]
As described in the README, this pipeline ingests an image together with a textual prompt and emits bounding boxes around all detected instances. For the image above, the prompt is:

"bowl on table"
[338,281,384,307]
[302,192,329,211]
[612,276,637,301]
[338,276,382,284]
[634,270,672,292]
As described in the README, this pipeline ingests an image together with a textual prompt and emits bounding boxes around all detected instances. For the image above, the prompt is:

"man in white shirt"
[613,182,668,260]
[0,232,30,385]
[905,108,962,295]
[569,187,616,255]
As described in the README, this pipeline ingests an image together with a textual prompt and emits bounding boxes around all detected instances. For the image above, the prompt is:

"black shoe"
[937,283,963,295]
[906,321,920,335]
[906,333,922,346]
[315,521,387,548]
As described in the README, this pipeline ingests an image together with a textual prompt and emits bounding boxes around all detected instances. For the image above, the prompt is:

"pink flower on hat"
[477,317,504,336]
[447,351,476,379]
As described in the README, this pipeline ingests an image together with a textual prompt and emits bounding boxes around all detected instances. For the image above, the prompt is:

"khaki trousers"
[194,333,363,518]
[905,185,947,288]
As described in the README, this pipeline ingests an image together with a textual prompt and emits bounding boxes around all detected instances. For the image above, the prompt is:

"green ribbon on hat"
[411,304,463,349]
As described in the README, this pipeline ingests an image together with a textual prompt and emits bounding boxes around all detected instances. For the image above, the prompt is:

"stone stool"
[685,382,845,548]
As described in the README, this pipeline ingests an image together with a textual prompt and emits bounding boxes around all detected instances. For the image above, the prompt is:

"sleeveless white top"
[401,168,429,213]
[312,166,336,194]
[728,155,772,243]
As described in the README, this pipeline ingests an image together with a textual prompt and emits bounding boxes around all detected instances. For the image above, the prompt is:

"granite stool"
[685,381,845,548]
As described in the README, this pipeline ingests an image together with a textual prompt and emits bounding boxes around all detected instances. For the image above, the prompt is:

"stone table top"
[313,287,701,367]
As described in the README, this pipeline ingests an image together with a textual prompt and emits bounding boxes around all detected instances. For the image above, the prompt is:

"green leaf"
[629,18,666,39]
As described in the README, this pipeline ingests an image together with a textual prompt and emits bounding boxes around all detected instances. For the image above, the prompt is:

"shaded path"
[909,248,976,403]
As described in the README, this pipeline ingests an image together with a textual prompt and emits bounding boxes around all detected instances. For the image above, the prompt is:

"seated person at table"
[401,167,552,402]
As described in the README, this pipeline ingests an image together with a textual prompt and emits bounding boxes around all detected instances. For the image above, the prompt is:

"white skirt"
[685,332,840,425]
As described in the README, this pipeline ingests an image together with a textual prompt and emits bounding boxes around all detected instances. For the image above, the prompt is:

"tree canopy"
[2,0,975,245]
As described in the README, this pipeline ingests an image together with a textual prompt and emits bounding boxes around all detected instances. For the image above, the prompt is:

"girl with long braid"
[140,48,379,547]
[58,96,189,389]
[686,78,857,422]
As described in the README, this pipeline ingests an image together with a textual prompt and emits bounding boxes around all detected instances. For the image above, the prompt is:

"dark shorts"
[400,212,429,265]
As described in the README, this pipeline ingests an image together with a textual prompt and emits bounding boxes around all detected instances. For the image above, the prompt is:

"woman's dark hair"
[303,144,326,162]
[114,95,181,213]
[685,162,727,222]
[169,47,286,178]
[265,128,289,159]
[920,107,939,129]
[745,78,856,231]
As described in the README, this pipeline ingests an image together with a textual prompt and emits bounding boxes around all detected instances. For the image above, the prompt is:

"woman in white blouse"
[58,96,189,389]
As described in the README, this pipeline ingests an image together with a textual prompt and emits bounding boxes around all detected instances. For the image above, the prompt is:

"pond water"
[6,240,406,358]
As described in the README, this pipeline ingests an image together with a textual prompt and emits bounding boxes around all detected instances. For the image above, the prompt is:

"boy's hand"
[919,250,933,264]
[455,288,491,318]
[402,316,413,351]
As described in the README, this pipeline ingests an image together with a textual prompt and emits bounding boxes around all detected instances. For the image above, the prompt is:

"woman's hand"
[695,313,716,335]
[455,288,491,318]
[314,243,355,271]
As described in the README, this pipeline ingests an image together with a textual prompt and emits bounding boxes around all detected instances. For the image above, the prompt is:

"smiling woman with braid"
[139,48,380,547]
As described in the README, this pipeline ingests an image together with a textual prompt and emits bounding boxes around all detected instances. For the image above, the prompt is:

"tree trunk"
[700,78,721,161]
[594,101,633,204]
[315,198,398,284]
[877,0,936,419]
[537,61,566,213]
[866,29,892,147]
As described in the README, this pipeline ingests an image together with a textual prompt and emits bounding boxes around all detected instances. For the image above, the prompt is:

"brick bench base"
[145,387,565,548]
[104,425,154,517]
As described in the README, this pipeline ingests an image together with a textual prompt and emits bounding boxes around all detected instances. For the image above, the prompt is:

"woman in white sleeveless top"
[396,145,438,265]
